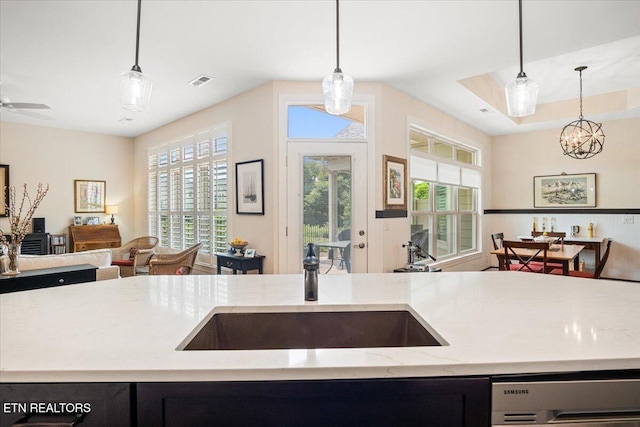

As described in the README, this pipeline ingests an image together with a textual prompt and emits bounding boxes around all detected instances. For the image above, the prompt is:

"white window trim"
[408,124,482,264]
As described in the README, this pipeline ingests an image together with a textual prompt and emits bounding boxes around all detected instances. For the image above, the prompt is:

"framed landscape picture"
[236,159,264,215]
[534,173,596,208]
[383,155,407,210]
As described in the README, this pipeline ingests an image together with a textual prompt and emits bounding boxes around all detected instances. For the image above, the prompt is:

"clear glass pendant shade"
[505,74,538,117]
[120,70,153,113]
[322,70,354,116]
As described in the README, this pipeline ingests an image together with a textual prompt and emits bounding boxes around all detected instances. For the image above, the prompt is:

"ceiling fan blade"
[4,102,50,109]
[1,108,53,121]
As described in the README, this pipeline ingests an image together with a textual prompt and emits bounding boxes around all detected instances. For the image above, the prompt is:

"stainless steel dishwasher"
[492,375,640,425]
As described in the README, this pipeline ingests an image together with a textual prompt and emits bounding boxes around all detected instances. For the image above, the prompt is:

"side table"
[0,264,97,294]
[215,253,265,275]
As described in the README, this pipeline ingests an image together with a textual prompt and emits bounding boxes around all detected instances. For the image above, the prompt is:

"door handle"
[355,242,365,249]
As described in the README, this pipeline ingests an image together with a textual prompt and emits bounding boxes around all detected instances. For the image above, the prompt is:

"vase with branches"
[0,183,49,275]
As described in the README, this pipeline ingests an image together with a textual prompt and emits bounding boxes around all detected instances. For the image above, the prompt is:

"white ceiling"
[1,0,639,138]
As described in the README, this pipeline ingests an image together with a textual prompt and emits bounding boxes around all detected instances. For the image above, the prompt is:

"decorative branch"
[0,183,49,249]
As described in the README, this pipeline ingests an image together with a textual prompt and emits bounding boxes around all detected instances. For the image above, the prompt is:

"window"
[287,105,366,139]
[409,127,480,261]
[148,125,229,265]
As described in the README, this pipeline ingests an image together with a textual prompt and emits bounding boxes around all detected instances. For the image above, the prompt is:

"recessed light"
[188,74,214,87]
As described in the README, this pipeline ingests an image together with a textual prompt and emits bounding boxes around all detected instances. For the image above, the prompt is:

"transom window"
[287,105,366,139]
[148,124,229,265]
[409,127,480,260]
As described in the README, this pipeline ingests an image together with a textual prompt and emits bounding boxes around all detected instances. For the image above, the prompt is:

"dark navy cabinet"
[0,264,97,294]
[0,383,132,427]
[137,377,490,427]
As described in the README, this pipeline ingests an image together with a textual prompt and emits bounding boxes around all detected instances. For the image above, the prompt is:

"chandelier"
[559,66,605,159]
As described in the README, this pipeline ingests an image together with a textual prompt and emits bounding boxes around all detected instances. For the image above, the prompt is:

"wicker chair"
[149,243,202,275]
[110,236,159,277]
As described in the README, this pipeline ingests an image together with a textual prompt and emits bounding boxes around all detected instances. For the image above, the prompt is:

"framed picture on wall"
[534,173,596,208]
[383,155,407,210]
[236,159,264,215]
[74,180,106,213]
[0,164,9,217]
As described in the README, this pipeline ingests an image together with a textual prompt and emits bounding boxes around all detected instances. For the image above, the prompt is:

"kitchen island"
[1,272,639,426]
[1,271,638,381]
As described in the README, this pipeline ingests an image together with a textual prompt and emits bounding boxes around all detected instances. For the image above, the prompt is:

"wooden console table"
[0,264,97,294]
[69,225,121,252]
[215,253,265,275]
[563,237,606,270]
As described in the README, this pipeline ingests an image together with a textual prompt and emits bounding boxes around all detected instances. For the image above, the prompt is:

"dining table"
[517,235,607,271]
[313,240,351,273]
[491,243,585,275]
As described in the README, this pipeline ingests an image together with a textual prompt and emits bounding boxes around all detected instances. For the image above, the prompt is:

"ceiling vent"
[188,74,214,87]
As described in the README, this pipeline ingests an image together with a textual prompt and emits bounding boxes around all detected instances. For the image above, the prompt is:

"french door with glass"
[285,142,368,274]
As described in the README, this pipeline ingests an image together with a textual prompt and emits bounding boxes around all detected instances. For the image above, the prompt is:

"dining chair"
[490,232,505,269]
[502,240,550,273]
[149,243,203,275]
[110,236,159,277]
[491,232,504,250]
[529,231,566,270]
[550,238,612,279]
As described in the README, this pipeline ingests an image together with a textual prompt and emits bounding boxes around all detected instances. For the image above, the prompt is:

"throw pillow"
[129,248,139,261]
[175,266,189,275]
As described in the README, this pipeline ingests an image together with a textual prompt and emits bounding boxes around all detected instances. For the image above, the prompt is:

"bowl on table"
[229,242,248,254]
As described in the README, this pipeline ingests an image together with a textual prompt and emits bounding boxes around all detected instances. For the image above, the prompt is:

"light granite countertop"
[1,272,638,383]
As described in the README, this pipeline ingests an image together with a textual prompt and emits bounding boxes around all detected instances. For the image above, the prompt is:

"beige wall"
[133,82,277,272]
[0,121,134,245]
[491,117,640,209]
[489,117,640,281]
[378,85,493,272]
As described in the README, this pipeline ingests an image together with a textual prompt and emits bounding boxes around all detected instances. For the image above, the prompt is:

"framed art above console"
[534,173,596,208]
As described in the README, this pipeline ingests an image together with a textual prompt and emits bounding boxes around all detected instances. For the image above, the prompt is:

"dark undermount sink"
[181,308,446,350]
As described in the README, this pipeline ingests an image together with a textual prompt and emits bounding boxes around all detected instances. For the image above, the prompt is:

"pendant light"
[559,66,605,159]
[322,0,353,116]
[121,0,153,112]
[505,0,538,117]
